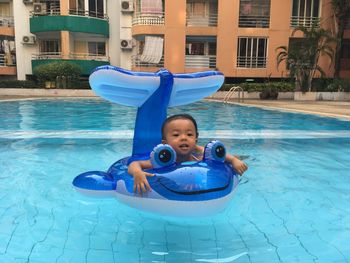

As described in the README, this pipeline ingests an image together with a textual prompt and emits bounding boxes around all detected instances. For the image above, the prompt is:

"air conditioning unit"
[22,35,36,44]
[33,3,45,14]
[120,39,133,50]
[121,1,134,12]
[23,0,34,4]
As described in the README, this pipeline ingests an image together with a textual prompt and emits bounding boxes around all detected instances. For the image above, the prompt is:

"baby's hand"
[133,170,154,194]
[231,158,248,175]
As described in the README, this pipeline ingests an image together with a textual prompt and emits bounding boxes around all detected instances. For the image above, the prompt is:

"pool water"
[0,99,350,263]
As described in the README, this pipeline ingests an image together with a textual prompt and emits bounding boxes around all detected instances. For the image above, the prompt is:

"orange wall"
[0,26,15,37]
[132,0,338,78]
[164,0,186,72]
[0,67,16,75]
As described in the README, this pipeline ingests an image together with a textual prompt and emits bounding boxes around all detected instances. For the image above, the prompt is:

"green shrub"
[313,78,350,92]
[0,80,37,88]
[219,82,294,92]
[33,61,82,84]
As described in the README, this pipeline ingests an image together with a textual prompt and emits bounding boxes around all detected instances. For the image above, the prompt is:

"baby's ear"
[161,139,166,144]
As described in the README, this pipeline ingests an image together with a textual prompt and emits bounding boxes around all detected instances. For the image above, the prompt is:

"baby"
[128,114,248,193]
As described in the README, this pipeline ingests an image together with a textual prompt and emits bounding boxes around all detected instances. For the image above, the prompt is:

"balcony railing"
[32,52,63,60]
[68,9,108,20]
[132,13,165,26]
[239,15,269,28]
[0,54,16,66]
[31,8,61,17]
[30,8,108,20]
[69,53,109,61]
[132,55,164,67]
[290,16,320,28]
[186,14,218,27]
[0,16,14,27]
[185,55,216,68]
[237,56,267,68]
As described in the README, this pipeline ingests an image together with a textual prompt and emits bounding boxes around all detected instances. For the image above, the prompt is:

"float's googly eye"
[203,140,226,162]
[150,144,176,168]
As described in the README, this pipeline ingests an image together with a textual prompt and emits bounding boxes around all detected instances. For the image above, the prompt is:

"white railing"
[132,12,165,26]
[0,54,16,66]
[132,55,164,67]
[224,86,244,103]
[31,7,61,16]
[68,9,108,20]
[290,16,320,28]
[32,52,62,60]
[185,55,216,68]
[186,14,218,26]
[0,16,14,27]
[69,53,109,61]
[237,56,267,68]
[239,15,270,28]
[31,8,108,20]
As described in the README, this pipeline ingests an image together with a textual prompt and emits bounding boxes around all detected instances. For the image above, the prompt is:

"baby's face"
[162,119,197,160]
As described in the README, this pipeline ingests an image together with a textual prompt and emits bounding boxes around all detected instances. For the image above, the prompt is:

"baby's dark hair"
[161,114,199,139]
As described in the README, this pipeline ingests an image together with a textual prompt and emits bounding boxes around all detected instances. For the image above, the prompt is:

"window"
[341,40,350,59]
[237,37,267,68]
[239,0,270,28]
[69,0,85,15]
[187,1,207,17]
[340,40,350,70]
[291,0,320,27]
[186,43,205,55]
[89,0,104,18]
[40,40,60,54]
[88,42,106,55]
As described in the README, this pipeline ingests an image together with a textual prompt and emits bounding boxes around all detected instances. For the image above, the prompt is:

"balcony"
[185,55,216,69]
[30,8,109,36]
[0,53,16,75]
[132,13,165,26]
[237,56,267,68]
[290,16,320,28]
[0,16,14,27]
[68,9,108,20]
[239,15,269,28]
[31,52,109,75]
[238,1,270,28]
[186,14,218,27]
[0,53,16,66]
[131,55,164,68]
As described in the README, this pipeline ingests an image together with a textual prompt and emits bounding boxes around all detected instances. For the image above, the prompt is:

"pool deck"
[1,94,350,120]
[210,99,350,120]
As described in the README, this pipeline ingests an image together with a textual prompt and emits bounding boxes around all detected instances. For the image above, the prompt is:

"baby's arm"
[127,160,154,194]
[225,154,248,175]
[196,145,248,175]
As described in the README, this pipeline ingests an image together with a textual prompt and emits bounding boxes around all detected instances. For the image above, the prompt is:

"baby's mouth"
[179,144,189,150]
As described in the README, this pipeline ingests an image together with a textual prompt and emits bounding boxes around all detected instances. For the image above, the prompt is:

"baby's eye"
[187,133,194,137]
[172,133,179,137]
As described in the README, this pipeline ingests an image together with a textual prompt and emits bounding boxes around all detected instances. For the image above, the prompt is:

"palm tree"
[331,0,350,77]
[276,26,335,92]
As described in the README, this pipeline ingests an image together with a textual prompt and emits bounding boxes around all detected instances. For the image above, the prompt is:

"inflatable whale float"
[72,66,240,217]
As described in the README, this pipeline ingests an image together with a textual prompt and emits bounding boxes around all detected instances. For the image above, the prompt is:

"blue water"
[0,99,350,263]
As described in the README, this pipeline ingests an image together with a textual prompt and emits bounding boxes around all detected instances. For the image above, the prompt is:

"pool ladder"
[223,86,244,103]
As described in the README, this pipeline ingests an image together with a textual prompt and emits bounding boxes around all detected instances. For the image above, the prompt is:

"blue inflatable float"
[72,66,240,217]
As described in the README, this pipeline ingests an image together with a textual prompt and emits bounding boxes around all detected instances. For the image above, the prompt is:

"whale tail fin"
[89,66,224,107]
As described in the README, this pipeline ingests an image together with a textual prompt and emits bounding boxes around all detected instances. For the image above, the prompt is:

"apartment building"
[0,0,349,81]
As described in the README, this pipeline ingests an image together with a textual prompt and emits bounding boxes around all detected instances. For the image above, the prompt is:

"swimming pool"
[0,99,349,263]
